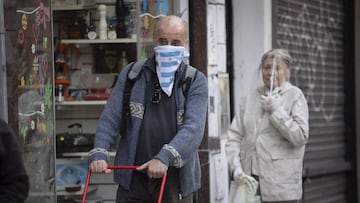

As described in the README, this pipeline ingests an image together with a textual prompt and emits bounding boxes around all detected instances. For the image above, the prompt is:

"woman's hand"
[260,94,283,113]
[233,167,258,193]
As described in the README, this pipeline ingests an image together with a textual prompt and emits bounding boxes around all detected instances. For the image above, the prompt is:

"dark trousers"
[252,175,300,203]
[116,170,196,203]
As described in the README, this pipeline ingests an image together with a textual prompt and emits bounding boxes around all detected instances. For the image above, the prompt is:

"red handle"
[81,165,167,203]
[107,165,139,170]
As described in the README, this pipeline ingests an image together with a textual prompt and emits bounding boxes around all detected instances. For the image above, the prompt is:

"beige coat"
[226,82,309,201]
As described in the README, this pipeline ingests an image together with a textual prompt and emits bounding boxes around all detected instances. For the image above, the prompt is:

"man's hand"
[89,160,111,174]
[260,94,283,113]
[137,159,168,179]
[233,168,258,193]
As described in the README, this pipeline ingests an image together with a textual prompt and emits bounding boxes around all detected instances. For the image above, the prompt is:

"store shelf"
[53,5,95,11]
[62,152,116,157]
[57,185,97,197]
[29,191,56,197]
[52,1,97,11]
[61,38,138,44]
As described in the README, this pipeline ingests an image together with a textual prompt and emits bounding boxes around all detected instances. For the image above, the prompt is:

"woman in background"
[226,49,309,203]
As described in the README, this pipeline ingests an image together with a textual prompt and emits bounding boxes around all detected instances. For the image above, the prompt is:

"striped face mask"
[154,45,188,96]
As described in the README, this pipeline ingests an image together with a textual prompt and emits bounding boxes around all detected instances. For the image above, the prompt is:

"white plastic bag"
[228,181,260,203]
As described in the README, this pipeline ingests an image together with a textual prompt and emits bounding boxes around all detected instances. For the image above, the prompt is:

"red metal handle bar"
[159,171,167,203]
[107,165,139,170]
[82,165,167,203]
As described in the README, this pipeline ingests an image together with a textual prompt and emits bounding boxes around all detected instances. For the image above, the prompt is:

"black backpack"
[120,61,197,133]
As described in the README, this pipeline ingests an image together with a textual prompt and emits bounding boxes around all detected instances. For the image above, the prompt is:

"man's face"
[262,58,288,89]
[155,20,186,47]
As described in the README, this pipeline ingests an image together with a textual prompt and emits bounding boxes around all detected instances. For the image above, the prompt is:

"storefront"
[2,0,359,202]
[0,0,213,202]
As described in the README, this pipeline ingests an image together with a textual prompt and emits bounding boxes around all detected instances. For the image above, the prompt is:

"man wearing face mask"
[88,15,208,203]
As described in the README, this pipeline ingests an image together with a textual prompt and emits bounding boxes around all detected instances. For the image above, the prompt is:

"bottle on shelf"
[98,4,107,40]
[57,84,64,102]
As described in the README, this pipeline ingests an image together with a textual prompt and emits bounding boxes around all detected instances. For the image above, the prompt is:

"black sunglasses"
[151,82,161,104]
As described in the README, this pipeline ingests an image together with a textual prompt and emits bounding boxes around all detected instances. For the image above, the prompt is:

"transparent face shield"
[246,49,291,103]
[251,55,280,97]
[269,55,278,95]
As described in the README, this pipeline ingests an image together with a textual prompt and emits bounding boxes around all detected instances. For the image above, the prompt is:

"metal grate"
[273,0,348,202]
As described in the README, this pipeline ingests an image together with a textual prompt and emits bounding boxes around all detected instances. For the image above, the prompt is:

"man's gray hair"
[153,15,188,41]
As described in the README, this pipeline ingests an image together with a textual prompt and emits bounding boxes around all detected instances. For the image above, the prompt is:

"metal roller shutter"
[272,0,350,202]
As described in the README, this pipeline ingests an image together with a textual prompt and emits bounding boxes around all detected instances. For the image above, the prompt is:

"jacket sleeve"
[0,120,29,203]
[269,87,309,147]
[88,63,133,162]
[225,100,246,175]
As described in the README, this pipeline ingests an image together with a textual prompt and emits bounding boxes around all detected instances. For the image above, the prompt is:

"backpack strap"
[182,65,197,97]
[121,60,145,134]
[128,61,144,80]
